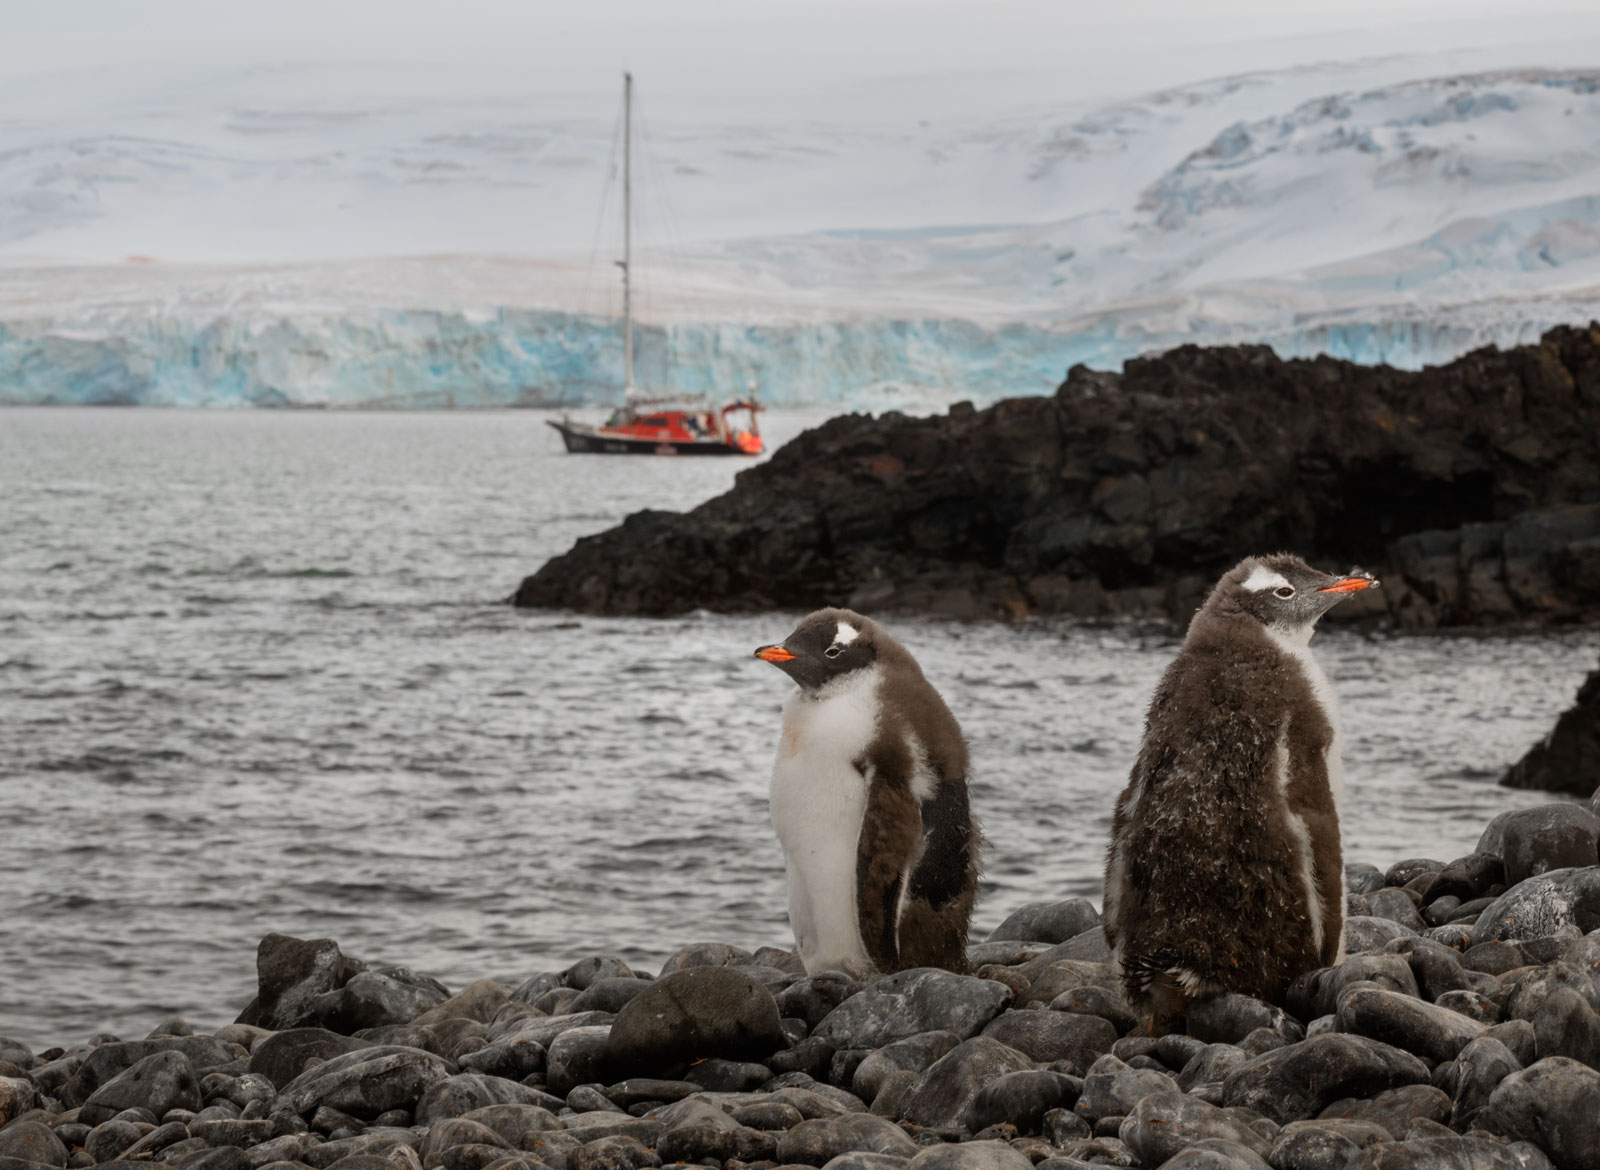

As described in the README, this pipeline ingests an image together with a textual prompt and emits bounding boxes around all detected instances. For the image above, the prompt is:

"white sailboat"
[547,73,764,456]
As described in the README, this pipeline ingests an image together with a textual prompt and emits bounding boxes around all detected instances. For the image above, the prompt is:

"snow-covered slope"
[3,53,1600,407]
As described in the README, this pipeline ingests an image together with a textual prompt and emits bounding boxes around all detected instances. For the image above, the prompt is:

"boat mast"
[621,71,636,399]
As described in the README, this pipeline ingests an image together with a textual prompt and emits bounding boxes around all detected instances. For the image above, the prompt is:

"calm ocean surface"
[2,407,1595,1048]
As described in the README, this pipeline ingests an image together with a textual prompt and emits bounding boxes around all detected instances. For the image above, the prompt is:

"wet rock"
[775,1113,919,1163]
[656,1100,775,1165]
[243,1133,316,1166]
[566,1086,622,1114]
[1443,1036,1521,1126]
[897,1037,1034,1130]
[851,1033,960,1104]
[979,1011,1115,1070]
[1421,855,1506,905]
[812,970,1011,1050]
[1186,994,1304,1047]
[984,901,1100,945]
[567,980,651,1017]
[1347,865,1386,895]
[776,974,863,1031]
[1434,990,1499,1024]
[415,1076,554,1128]
[456,1034,546,1084]
[80,1051,204,1126]
[0,1078,40,1128]
[1319,1083,1451,1138]
[322,971,451,1033]
[1478,1056,1600,1170]
[1396,938,1474,1001]
[817,1154,911,1170]
[563,957,636,990]
[311,1103,368,1133]
[1265,1119,1390,1170]
[964,1070,1079,1134]
[904,1140,1031,1170]
[1347,1135,1528,1170]
[1049,985,1139,1037]
[412,982,509,1029]
[84,1119,149,1164]
[237,935,365,1032]
[1020,961,1117,1009]
[1114,1089,1271,1166]
[1336,986,1486,1063]
[1158,1138,1273,1170]
[1289,954,1420,1020]
[61,1037,244,1107]
[601,968,784,1079]
[545,1028,613,1097]
[171,1147,256,1170]
[687,1058,777,1091]
[250,1031,375,1091]
[1344,917,1419,954]
[419,1119,511,1167]
[1074,1054,1178,1122]
[132,1121,207,1161]
[766,1038,834,1082]
[0,1120,67,1168]
[453,1103,562,1149]
[1173,1044,1247,1105]
[1365,889,1427,933]
[1488,805,1600,885]
[192,1119,279,1148]
[280,1047,452,1120]
[1462,941,1529,976]
[1471,868,1600,945]
[1222,1035,1430,1125]
[565,1135,659,1170]
[1528,984,1600,1068]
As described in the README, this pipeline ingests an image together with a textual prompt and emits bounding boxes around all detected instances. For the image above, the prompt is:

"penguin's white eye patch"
[1274,585,1296,599]
[833,622,859,646]
[824,645,843,659]
[1243,566,1292,592]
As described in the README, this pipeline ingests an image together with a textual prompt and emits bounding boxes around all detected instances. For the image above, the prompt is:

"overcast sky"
[8,0,1600,114]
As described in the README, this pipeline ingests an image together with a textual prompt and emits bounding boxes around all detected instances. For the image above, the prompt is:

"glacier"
[1,302,1593,411]
[2,57,1600,409]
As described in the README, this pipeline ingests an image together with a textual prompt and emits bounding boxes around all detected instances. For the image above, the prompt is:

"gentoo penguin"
[1103,554,1378,1032]
[755,608,979,977]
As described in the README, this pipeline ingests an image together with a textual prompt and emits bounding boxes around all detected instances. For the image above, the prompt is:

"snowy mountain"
[2,52,1599,407]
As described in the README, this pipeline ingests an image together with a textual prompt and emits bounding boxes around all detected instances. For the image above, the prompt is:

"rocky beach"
[5,796,1600,1170]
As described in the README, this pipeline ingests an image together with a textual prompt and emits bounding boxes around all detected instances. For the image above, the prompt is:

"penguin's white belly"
[1267,628,1347,961]
[769,670,879,975]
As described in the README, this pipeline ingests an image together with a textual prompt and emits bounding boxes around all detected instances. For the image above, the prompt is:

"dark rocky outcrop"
[514,325,1600,626]
[1502,660,1600,797]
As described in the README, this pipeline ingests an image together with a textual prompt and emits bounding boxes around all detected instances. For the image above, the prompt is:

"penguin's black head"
[754,607,878,693]
[1218,553,1379,640]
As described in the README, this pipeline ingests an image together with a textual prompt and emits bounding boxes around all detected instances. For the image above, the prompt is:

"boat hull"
[547,420,752,456]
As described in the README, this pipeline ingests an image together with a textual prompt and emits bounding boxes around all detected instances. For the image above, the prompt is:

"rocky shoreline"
[6,799,1600,1170]
[514,325,1600,629]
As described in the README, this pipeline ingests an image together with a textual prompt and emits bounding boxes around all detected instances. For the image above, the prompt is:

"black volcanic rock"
[1502,660,1600,796]
[514,326,1600,625]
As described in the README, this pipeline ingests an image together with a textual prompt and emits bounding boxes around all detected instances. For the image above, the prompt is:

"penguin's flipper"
[853,746,925,975]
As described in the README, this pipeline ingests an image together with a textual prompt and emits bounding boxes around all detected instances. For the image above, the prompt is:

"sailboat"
[547,74,765,456]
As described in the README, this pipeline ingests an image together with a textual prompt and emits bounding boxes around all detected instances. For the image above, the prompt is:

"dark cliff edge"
[1502,660,1600,797]
[514,324,1600,629]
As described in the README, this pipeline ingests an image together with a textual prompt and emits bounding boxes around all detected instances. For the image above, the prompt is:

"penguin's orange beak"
[1317,575,1379,594]
[755,645,796,663]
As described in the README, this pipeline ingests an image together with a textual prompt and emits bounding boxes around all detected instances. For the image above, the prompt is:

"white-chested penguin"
[755,608,980,977]
[1103,554,1378,1032]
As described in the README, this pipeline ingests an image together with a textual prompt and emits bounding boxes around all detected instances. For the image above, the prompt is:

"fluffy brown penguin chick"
[755,607,981,977]
[1103,554,1379,1033]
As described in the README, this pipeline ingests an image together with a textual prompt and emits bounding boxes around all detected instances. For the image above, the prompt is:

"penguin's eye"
[824,645,843,659]
[1274,585,1295,599]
